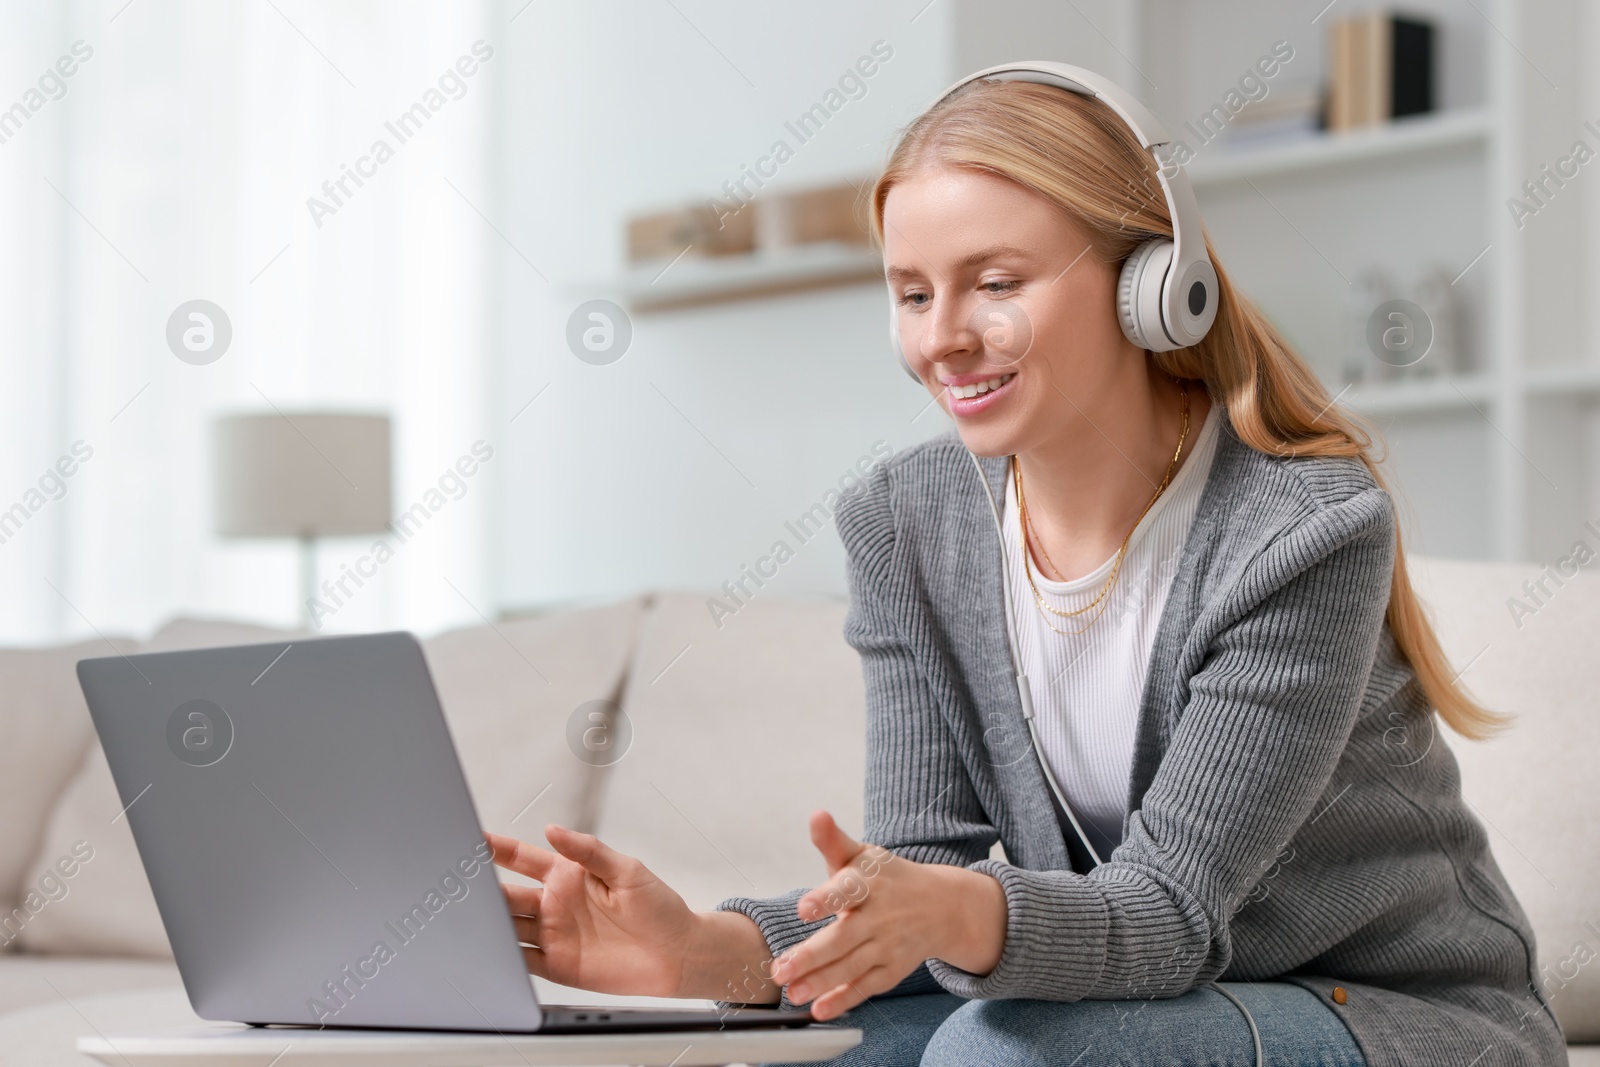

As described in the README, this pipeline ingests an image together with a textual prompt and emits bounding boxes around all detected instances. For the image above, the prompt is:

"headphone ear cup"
[1168,256,1220,347]
[1117,237,1175,351]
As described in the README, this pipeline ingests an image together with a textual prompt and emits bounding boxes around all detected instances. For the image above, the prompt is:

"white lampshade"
[212,412,392,538]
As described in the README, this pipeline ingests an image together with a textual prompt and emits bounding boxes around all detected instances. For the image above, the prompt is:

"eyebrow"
[885,243,1037,283]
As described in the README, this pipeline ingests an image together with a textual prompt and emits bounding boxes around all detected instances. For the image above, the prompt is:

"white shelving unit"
[1526,363,1600,397]
[1117,0,1598,562]
[943,0,1596,559]
[1343,373,1494,417]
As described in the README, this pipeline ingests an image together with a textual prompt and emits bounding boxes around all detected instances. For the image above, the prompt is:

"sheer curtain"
[0,0,498,644]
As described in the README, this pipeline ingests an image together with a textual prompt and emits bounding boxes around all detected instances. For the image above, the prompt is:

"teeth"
[949,373,1014,399]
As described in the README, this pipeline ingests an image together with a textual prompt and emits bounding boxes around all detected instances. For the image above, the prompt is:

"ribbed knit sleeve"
[925,485,1398,1001]
[712,888,828,1009]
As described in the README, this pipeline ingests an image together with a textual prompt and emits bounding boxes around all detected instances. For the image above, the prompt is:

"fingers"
[784,938,875,1006]
[808,810,864,874]
[543,824,637,883]
[502,883,541,915]
[503,884,542,946]
[519,944,549,979]
[811,965,896,1022]
[487,831,556,881]
[488,826,637,886]
[796,863,874,922]
[771,912,868,989]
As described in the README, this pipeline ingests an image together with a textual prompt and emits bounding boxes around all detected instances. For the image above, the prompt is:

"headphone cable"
[966,447,1262,1067]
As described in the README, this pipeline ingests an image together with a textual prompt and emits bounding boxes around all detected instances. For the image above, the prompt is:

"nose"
[908,292,978,372]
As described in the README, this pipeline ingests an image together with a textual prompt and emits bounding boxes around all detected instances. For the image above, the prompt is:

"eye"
[981,279,1021,295]
[896,290,931,308]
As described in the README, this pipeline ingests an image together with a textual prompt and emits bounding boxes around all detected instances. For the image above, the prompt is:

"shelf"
[603,111,1493,314]
[1338,373,1493,416]
[611,242,883,313]
[1332,366,1600,418]
[1526,363,1600,397]
[1185,108,1492,188]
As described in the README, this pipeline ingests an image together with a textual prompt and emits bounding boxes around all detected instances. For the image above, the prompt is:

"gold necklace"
[1015,383,1190,636]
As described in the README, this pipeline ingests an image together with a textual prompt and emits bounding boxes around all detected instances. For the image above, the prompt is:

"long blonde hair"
[870,78,1506,739]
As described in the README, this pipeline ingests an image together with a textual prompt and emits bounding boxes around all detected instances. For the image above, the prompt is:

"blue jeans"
[770,982,1366,1067]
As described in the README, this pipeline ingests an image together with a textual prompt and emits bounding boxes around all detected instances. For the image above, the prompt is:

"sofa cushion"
[1410,556,1600,1041]
[421,596,648,841]
[594,592,865,914]
[0,637,135,943]
[14,602,645,958]
[13,618,309,958]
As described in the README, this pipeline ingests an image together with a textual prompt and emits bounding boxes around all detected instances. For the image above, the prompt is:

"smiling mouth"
[946,373,1016,399]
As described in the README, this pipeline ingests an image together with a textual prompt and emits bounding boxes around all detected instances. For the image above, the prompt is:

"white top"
[1002,401,1220,859]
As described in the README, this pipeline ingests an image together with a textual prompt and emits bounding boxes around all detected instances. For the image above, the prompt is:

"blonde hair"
[870,78,1506,740]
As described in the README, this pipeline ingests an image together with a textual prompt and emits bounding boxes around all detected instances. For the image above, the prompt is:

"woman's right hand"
[487,826,704,998]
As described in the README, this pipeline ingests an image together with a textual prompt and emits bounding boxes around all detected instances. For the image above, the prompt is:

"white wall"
[491,0,959,609]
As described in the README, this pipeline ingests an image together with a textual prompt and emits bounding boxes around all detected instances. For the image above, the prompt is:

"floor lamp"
[212,413,392,629]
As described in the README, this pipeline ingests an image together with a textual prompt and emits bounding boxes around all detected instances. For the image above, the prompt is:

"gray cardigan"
[719,402,1567,1067]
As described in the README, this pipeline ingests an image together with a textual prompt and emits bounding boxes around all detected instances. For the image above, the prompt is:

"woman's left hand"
[767,811,1008,1020]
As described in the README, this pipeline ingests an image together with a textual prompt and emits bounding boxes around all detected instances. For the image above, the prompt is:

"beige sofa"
[0,558,1595,1064]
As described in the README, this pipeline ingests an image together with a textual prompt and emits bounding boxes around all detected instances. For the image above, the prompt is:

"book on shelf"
[1326,10,1435,131]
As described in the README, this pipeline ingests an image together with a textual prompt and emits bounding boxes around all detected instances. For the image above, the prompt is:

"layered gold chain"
[1015,383,1189,636]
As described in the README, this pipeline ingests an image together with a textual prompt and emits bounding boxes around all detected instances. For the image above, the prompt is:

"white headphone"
[888,61,1219,379]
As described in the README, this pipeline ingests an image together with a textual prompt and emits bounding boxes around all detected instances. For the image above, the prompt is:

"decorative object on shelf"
[1326,10,1434,131]
[1409,264,1465,377]
[1341,263,1466,385]
[212,412,392,629]
[1343,266,1400,385]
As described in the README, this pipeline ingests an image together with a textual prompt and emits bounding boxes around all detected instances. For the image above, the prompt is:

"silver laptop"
[77,631,810,1034]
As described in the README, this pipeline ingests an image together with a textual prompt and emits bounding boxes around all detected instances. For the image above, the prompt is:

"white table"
[77,1023,862,1066]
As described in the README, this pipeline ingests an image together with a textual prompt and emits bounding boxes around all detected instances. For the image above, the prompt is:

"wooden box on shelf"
[627,203,755,262]
[755,182,871,252]
[616,179,881,312]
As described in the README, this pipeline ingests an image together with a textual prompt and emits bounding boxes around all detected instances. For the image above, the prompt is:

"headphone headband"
[931,63,1171,148]
[931,62,1208,303]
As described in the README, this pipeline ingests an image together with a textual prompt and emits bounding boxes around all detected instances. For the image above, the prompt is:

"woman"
[487,69,1567,1066]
